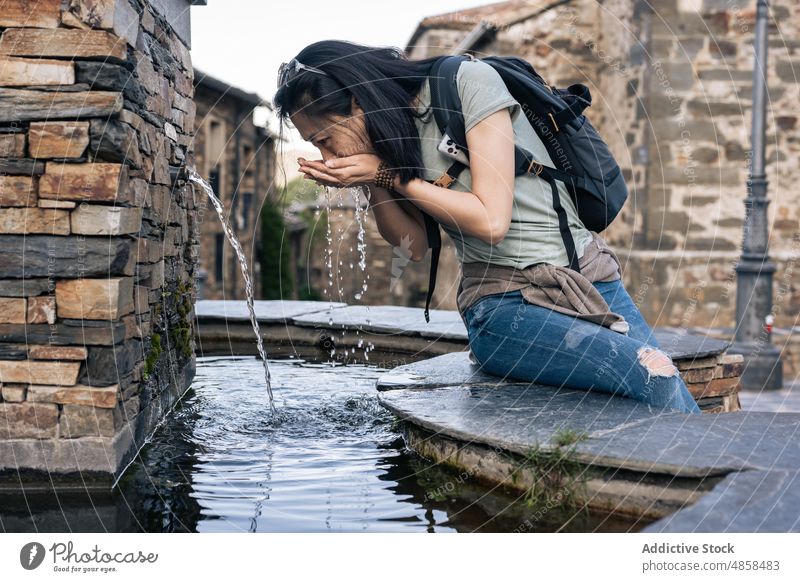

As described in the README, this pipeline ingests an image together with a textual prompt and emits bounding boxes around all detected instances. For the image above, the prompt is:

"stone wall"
[312,0,799,347]
[0,0,201,477]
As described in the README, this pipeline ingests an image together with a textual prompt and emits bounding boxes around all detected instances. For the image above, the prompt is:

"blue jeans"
[463,279,702,414]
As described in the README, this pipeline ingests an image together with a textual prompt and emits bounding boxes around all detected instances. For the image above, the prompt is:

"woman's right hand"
[299,154,383,189]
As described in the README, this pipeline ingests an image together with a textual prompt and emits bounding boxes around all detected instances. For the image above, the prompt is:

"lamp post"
[728,0,783,390]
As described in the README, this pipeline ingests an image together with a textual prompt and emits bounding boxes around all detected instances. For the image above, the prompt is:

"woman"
[273,39,701,415]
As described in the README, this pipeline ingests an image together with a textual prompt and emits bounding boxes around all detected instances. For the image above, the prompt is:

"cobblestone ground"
[740,382,800,412]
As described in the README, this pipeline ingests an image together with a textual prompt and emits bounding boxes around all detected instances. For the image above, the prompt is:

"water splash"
[351,186,369,301]
[186,168,275,413]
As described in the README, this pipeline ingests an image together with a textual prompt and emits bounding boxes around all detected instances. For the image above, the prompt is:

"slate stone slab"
[654,328,729,359]
[291,305,468,341]
[380,381,800,478]
[195,300,347,324]
[377,351,509,391]
[79,341,142,386]
[575,411,800,476]
[378,383,679,455]
[0,236,133,278]
[0,278,51,297]
[642,469,800,532]
[0,322,126,346]
[740,388,800,413]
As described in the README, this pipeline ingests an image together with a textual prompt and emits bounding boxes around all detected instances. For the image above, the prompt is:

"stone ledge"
[642,469,800,532]
[196,300,732,354]
[196,299,348,323]
[381,383,800,526]
[403,423,721,521]
[376,349,741,412]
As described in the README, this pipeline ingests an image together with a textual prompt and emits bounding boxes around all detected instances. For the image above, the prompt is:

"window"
[242,192,253,230]
[205,118,226,198]
[231,194,241,232]
[215,233,224,283]
[209,166,221,197]
[243,145,253,177]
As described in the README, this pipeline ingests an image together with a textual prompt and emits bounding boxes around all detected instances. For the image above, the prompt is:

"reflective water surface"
[1,356,648,533]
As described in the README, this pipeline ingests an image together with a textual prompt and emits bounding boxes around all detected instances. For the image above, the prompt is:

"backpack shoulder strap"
[420,159,469,323]
[429,55,469,155]
[420,55,470,323]
[421,210,440,323]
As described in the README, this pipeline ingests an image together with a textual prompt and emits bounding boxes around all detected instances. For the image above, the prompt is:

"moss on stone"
[144,279,196,381]
[143,332,162,381]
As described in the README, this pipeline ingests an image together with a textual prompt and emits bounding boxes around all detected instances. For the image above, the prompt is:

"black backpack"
[420,53,629,323]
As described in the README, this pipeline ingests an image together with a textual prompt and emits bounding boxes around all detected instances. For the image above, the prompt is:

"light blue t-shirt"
[413,58,593,268]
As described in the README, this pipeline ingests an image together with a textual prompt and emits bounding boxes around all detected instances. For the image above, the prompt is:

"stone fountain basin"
[191,299,799,532]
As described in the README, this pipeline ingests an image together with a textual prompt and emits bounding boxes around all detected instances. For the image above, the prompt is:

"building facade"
[192,70,277,300]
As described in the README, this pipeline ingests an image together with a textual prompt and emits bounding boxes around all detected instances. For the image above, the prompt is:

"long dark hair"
[273,40,442,186]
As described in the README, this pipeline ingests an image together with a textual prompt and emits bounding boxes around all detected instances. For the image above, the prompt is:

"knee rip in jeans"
[637,346,679,383]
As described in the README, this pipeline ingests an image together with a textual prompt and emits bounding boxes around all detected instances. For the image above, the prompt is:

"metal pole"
[729,0,783,390]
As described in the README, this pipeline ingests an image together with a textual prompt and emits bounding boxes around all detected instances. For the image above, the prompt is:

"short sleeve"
[456,59,521,133]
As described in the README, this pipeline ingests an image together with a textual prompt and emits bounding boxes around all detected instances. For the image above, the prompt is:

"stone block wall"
[612,0,799,335]
[0,0,201,477]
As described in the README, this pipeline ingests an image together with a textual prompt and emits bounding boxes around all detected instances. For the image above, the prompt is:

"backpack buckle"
[433,171,455,188]
[527,160,544,176]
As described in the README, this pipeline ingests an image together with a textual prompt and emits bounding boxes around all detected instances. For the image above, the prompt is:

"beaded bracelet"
[374,160,398,194]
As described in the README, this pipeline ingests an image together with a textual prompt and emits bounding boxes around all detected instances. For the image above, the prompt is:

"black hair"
[272,39,442,186]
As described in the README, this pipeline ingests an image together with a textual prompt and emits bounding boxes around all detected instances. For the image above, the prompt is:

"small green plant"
[521,429,590,515]
[551,428,590,448]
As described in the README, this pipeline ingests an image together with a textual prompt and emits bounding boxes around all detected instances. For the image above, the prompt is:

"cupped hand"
[298,154,383,189]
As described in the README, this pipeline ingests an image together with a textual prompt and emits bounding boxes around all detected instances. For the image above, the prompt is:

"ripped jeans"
[464,279,702,414]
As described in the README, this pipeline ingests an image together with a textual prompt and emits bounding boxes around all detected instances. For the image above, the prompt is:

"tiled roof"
[406,0,558,51]
[420,0,549,28]
[193,67,271,109]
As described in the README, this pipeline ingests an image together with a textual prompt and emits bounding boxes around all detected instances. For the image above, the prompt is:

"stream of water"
[185,170,377,411]
[187,168,276,413]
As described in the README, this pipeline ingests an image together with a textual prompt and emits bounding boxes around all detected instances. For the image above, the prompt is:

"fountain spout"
[169,163,190,188]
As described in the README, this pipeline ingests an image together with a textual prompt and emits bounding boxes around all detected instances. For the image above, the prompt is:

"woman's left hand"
[298,154,383,189]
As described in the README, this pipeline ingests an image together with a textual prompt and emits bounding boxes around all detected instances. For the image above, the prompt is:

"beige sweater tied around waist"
[457,232,630,334]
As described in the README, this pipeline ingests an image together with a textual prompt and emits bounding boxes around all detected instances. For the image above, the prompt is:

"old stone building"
[192,69,278,300]
[0,0,204,477]
[302,0,799,375]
